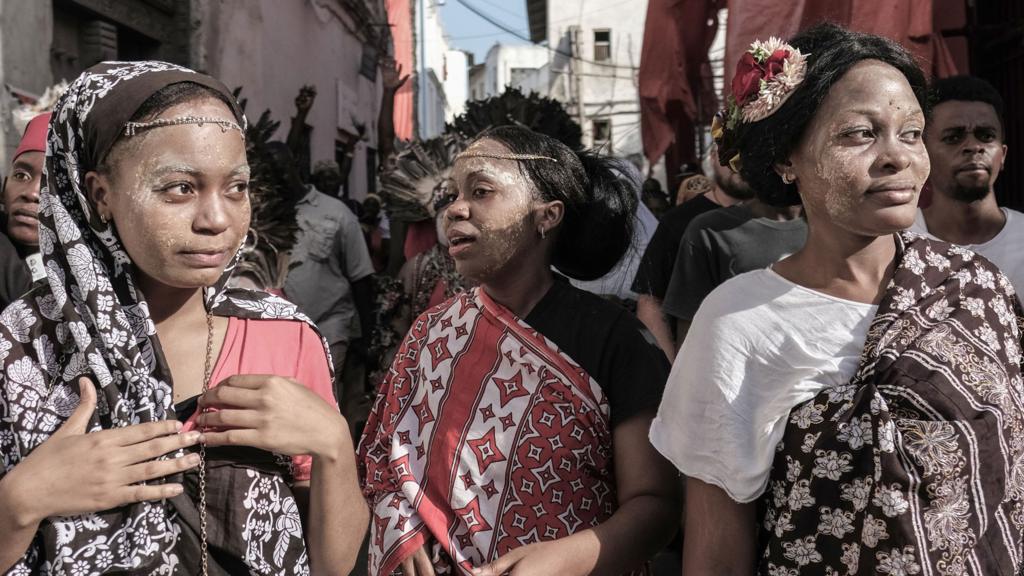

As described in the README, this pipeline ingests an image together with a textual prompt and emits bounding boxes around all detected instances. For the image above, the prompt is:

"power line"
[454,0,638,71]
[449,30,528,40]
[475,0,525,20]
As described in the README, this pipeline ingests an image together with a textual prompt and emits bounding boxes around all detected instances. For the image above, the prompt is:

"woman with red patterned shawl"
[359,125,681,575]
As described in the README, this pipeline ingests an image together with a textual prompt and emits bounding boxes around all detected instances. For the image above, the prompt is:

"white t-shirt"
[649,268,876,503]
[911,207,1024,295]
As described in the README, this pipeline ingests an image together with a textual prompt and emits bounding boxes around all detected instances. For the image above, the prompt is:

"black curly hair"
[929,75,1005,136]
[472,125,637,281]
[722,23,928,206]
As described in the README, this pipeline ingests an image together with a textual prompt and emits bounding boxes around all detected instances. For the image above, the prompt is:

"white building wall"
[414,0,462,138]
[193,0,386,199]
[443,49,468,123]
[0,1,54,164]
[482,43,549,97]
[468,64,486,101]
[545,0,647,160]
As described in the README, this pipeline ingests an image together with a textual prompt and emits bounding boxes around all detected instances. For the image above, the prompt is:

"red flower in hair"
[762,49,789,80]
[731,49,792,107]
[731,52,762,106]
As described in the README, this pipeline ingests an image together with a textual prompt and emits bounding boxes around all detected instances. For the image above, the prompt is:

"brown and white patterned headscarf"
[1,61,326,575]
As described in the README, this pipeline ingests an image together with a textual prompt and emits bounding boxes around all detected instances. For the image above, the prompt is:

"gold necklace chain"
[198,311,213,576]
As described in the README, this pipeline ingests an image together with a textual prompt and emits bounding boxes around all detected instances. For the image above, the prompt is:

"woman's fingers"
[473,547,525,576]
[52,376,97,439]
[216,374,277,390]
[105,419,184,447]
[400,557,417,576]
[199,428,262,448]
[116,482,184,506]
[119,430,202,465]
[196,408,263,430]
[198,385,263,409]
[124,452,201,484]
[412,547,436,576]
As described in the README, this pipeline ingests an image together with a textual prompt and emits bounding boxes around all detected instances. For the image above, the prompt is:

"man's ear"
[535,200,565,239]
[84,170,113,224]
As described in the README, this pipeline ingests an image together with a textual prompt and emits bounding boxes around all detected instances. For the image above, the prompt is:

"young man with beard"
[911,76,1023,291]
[0,113,48,308]
[631,145,748,358]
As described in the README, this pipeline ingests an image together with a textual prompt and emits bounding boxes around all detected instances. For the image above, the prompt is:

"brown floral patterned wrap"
[759,232,1024,575]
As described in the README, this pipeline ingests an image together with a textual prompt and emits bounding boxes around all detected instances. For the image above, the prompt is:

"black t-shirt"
[631,194,718,299]
[0,232,30,311]
[525,278,670,427]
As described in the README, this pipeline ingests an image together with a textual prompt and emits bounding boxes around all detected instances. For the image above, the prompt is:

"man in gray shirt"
[663,201,806,348]
[268,144,375,399]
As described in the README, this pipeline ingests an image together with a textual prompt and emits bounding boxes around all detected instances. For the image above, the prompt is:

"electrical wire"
[454,0,639,70]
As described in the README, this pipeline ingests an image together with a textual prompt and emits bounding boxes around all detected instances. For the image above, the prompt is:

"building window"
[592,119,612,152]
[360,44,378,81]
[509,67,533,89]
[594,29,611,61]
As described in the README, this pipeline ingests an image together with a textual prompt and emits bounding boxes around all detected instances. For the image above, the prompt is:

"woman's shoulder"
[694,268,785,320]
[216,316,329,380]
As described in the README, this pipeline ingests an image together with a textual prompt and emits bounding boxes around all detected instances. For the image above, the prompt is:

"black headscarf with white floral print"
[0,61,326,574]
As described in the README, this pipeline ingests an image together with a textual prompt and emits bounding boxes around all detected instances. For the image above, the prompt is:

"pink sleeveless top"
[181,317,337,482]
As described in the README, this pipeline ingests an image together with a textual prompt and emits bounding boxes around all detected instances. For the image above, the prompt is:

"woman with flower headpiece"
[0,61,367,574]
[651,23,1024,574]
[359,125,680,575]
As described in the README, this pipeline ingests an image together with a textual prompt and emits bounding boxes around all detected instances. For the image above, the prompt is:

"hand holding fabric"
[399,544,436,576]
[1,377,200,523]
[196,374,348,460]
[471,537,595,576]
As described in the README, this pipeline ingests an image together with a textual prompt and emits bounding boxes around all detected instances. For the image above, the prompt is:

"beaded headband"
[454,151,558,163]
[124,115,244,137]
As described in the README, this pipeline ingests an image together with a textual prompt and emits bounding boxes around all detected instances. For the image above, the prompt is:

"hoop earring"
[538,227,547,240]
[242,228,259,250]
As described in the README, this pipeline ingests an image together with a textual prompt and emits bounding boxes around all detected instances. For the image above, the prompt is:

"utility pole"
[570,25,586,137]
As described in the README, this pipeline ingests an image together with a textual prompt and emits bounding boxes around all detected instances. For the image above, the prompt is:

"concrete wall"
[0,0,54,164]
[443,49,468,122]
[193,0,385,199]
[547,0,646,159]
[482,43,549,97]
[413,0,464,137]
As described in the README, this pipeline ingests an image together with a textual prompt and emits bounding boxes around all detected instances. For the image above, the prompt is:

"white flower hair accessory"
[712,36,809,172]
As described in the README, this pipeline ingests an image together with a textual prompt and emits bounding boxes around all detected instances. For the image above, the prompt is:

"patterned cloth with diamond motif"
[358,287,623,575]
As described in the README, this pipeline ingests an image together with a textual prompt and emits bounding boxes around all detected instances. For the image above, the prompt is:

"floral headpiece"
[713,37,809,172]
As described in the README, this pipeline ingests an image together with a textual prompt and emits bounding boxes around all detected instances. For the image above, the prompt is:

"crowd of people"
[0,20,1022,576]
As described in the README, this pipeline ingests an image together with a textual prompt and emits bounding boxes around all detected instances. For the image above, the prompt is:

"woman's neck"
[480,259,555,318]
[775,223,897,305]
[137,275,206,327]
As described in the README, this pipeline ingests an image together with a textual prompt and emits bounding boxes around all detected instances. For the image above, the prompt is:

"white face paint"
[445,139,543,283]
[98,98,251,290]
[788,60,929,237]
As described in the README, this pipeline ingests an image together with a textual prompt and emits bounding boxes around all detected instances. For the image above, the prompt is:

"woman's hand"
[196,375,347,460]
[399,544,435,576]
[472,539,590,576]
[1,377,200,525]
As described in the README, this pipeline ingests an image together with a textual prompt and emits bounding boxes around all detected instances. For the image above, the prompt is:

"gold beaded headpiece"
[454,151,558,163]
[124,115,244,137]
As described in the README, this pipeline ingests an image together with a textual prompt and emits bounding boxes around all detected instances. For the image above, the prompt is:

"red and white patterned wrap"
[358,287,616,575]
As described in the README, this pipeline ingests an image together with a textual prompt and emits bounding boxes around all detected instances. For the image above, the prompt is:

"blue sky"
[439,0,532,64]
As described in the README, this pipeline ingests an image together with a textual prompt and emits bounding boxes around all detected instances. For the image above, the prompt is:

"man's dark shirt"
[631,194,718,299]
